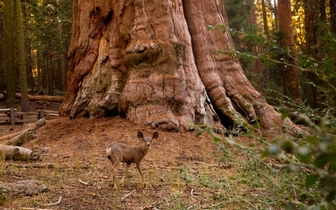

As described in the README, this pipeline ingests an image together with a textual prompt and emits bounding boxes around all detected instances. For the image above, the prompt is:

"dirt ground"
[0,101,256,209]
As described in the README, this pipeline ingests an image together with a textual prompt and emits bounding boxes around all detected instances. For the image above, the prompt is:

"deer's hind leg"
[120,163,130,187]
[110,157,121,190]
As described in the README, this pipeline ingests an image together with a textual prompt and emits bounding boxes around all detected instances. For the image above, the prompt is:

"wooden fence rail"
[0,108,59,125]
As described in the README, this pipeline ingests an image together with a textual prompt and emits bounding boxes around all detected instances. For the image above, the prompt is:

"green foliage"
[198,105,336,209]
[211,21,336,111]
[1,0,72,94]
[222,0,336,110]
[179,166,195,183]
[208,16,336,207]
[264,88,319,123]
[223,0,254,29]
[208,5,336,206]
[262,127,336,208]
[222,0,258,78]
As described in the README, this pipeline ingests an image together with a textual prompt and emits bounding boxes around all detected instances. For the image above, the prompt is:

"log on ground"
[15,93,64,102]
[0,180,48,200]
[0,118,45,143]
[0,144,41,161]
[5,129,37,146]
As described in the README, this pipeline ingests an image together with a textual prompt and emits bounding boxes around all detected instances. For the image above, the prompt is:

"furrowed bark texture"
[60,0,296,132]
[60,0,217,131]
[182,0,288,130]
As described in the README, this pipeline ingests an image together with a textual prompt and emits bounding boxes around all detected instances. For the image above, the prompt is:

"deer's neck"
[140,146,149,156]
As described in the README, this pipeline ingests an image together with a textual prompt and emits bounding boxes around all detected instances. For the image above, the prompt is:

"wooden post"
[10,108,15,125]
[38,109,45,119]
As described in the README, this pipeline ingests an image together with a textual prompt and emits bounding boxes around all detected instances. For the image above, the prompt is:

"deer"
[106,131,159,189]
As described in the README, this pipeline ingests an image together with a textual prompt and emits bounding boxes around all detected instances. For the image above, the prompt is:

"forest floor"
[0,101,280,209]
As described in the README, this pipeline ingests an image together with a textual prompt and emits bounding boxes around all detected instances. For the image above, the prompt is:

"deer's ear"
[137,131,144,139]
[152,132,159,139]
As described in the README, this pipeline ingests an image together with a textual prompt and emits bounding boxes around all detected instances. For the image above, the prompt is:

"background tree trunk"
[331,0,336,34]
[14,0,30,112]
[302,0,322,108]
[4,0,17,107]
[59,0,296,133]
[261,0,269,35]
[278,0,301,100]
[248,4,264,92]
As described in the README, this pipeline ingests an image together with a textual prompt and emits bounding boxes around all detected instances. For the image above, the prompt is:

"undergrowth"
[206,22,336,209]
[195,103,336,210]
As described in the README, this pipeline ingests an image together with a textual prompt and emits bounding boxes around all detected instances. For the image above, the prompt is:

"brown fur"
[106,131,159,189]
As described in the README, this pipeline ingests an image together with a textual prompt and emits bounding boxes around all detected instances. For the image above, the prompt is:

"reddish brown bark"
[278,0,301,100]
[261,0,269,35]
[60,0,298,133]
[331,0,336,34]
[302,0,321,108]
[182,0,297,131]
[60,0,217,131]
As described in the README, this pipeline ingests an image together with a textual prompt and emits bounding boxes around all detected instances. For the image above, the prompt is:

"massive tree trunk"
[60,0,296,133]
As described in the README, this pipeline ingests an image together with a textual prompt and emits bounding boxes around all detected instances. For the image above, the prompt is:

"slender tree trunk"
[22,0,35,94]
[248,3,264,91]
[14,0,30,112]
[261,0,269,35]
[302,0,320,108]
[36,51,42,92]
[278,0,301,100]
[4,0,17,107]
[273,0,278,29]
[61,52,67,91]
[331,0,336,34]
[320,0,326,22]
[0,7,5,90]
[26,46,35,94]
[303,0,318,56]
[47,52,54,95]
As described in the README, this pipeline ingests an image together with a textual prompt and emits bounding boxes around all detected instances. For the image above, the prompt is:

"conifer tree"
[14,0,30,111]
[3,0,16,107]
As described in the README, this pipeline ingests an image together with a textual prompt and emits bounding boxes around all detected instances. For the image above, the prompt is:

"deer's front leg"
[136,163,147,187]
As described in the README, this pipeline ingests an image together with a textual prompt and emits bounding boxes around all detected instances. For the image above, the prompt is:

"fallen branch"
[41,196,62,207]
[78,179,89,186]
[141,200,159,210]
[190,188,202,196]
[0,144,41,161]
[121,190,136,201]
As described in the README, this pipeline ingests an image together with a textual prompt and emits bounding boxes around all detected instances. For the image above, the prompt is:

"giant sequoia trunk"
[60,0,296,133]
